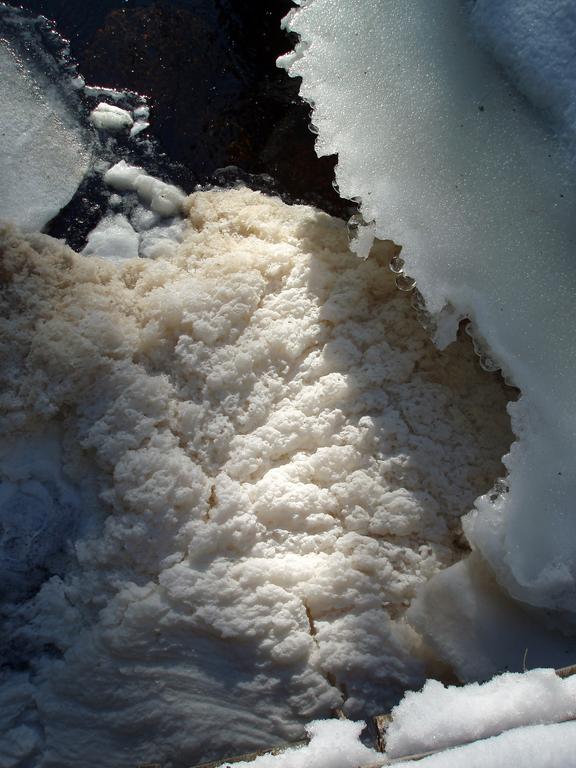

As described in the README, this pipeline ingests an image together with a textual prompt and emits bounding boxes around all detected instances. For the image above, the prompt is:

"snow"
[0,30,91,231]
[0,188,511,765]
[221,670,576,768]
[89,102,134,133]
[391,722,576,768]
[386,668,576,757]
[223,720,378,768]
[280,0,576,662]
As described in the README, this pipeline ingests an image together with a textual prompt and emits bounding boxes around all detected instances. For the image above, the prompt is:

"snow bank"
[0,188,510,766]
[0,10,92,230]
[280,0,576,661]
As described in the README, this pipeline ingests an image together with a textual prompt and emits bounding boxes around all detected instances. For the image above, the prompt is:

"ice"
[89,102,134,133]
[0,430,87,600]
[0,29,92,230]
[408,554,576,682]
[93,164,186,259]
[104,160,185,217]
[280,0,576,652]
[469,1,576,150]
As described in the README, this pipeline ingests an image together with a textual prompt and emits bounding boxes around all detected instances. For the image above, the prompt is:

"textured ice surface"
[0,430,88,600]
[0,13,92,231]
[281,0,576,646]
[0,189,510,766]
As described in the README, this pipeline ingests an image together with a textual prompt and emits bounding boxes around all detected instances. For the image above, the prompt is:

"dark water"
[4,0,352,237]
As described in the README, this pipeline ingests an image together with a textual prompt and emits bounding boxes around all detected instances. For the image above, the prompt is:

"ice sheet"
[0,14,92,231]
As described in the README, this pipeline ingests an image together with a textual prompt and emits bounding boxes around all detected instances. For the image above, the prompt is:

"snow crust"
[0,188,510,766]
[280,0,576,658]
[0,33,91,230]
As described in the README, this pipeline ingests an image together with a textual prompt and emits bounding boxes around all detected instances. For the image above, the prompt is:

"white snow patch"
[224,720,378,768]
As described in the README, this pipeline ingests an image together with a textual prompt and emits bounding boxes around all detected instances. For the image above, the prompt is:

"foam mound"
[0,188,511,766]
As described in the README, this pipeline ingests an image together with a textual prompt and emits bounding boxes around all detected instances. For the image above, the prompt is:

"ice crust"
[0,33,91,231]
[280,0,576,647]
[0,188,511,766]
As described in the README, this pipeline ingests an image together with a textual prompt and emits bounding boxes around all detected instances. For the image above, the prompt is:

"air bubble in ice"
[390,254,405,274]
[395,274,416,292]
[347,212,364,240]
